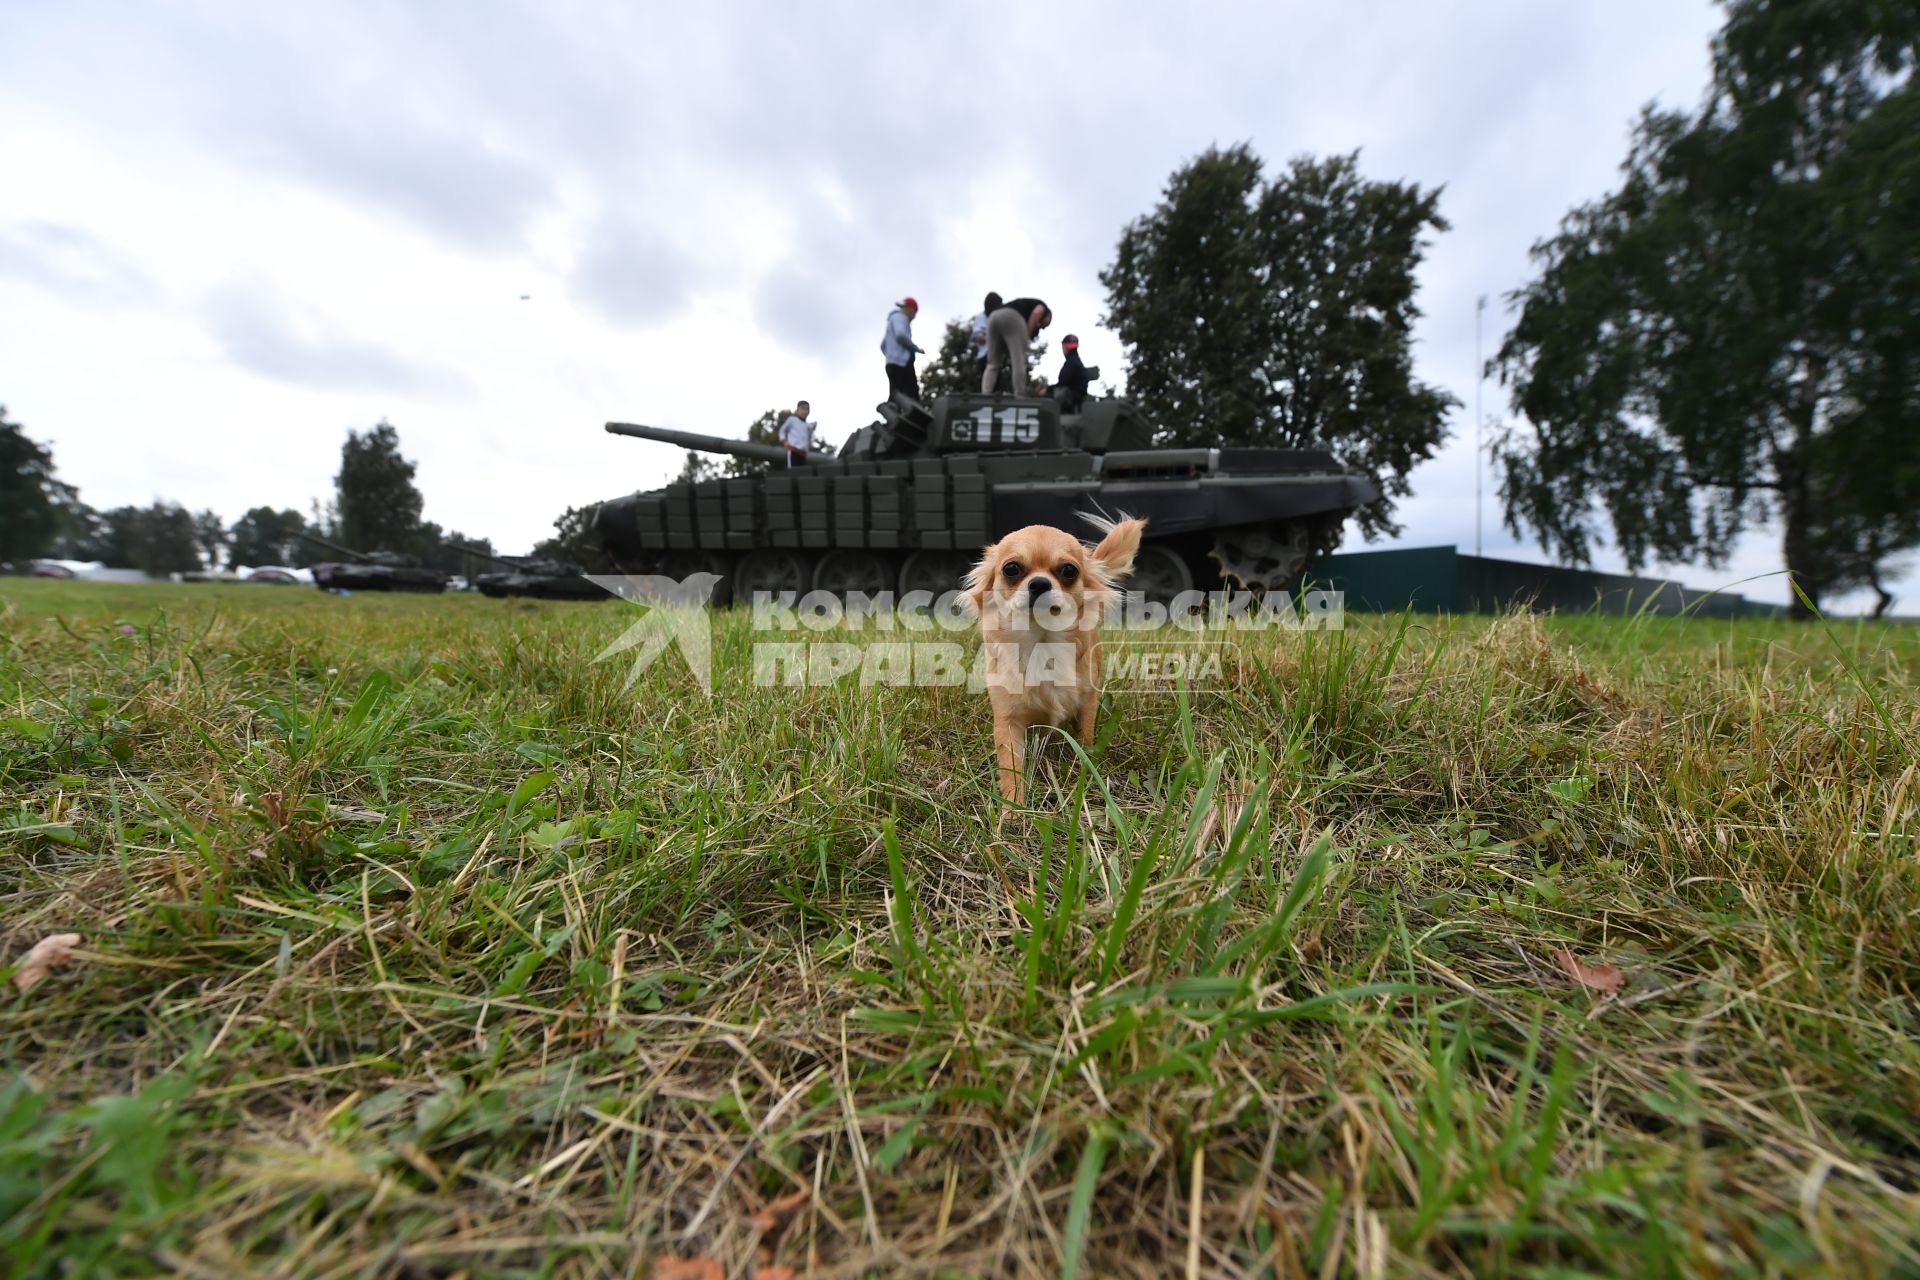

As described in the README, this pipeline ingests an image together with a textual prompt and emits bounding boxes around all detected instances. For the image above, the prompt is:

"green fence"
[1304,546,1786,618]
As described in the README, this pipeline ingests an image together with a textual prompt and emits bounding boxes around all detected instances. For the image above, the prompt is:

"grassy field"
[1,578,1917,1279]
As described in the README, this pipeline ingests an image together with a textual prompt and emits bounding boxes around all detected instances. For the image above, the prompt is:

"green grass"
[2,578,1917,1278]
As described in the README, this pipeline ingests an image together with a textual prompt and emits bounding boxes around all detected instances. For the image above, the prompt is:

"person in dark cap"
[1054,334,1092,412]
[881,296,924,403]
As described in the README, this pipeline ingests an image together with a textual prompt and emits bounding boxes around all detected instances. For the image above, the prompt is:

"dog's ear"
[1087,518,1146,584]
[962,546,996,616]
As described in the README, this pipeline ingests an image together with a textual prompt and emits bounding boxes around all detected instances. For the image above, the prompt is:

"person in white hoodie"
[880,297,924,404]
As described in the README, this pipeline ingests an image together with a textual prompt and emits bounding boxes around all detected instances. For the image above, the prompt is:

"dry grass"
[1,579,1917,1278]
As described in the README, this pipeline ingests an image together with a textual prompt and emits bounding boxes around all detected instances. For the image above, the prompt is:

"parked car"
[238,566,312,585]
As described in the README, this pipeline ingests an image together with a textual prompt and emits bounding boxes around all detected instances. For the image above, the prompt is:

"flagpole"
[1475,295,1486,559]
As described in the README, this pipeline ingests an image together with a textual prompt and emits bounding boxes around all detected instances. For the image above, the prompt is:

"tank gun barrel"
[446,541,523,570]
[293,530,370,563]
[605,421,789,465]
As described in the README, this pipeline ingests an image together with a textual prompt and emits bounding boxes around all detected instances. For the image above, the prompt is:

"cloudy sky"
[4,1,1875,608]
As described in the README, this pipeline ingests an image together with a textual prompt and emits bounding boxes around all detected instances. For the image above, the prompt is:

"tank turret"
[446,542,608,602]
[593,391,1380,602]
[294,531,450,594]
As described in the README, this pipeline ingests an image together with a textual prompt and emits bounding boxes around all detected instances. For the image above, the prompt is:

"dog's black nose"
[1026,575,1053,602]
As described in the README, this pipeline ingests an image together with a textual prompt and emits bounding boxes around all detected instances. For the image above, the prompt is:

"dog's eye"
[1057,563,1080,584]
[1001,560,1025,581]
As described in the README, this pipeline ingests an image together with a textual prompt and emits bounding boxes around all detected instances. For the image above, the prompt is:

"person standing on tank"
[779,400,813,467]
[970,291,1003,380]
[981,296,1051,396]
[1054,334,1091,412]
[881,297,924,404]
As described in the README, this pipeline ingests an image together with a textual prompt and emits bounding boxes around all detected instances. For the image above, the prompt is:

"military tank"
[448,543,609,602]
[295,532,450,594]
[592,391,1380,601]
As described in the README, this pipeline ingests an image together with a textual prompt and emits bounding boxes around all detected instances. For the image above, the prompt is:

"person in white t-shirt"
[778,401,813,466]
[970,291,1003,380]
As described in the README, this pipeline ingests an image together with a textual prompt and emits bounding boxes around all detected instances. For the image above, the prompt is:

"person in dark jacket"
[1054,334,1091,412]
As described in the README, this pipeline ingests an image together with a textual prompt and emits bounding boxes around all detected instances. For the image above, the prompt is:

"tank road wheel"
[1128,543,1195,604]
[657,550,736,607]
[1209,523,1312,593]
[812,550,894,600]
[896,550,974,602]
[732,549,812,604]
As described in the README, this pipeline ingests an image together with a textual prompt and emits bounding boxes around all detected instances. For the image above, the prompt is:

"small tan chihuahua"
[964,515,1146,803]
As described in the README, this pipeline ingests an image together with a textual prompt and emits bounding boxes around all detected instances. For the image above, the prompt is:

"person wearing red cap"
[880,297,924,404]
[1055,334,1091,412]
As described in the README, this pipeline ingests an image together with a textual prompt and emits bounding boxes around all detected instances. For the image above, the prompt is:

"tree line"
[0,415,537,577]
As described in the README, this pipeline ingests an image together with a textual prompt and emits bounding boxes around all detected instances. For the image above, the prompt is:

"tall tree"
[534,504,615,573]
[917,321,979,400]
[728,408,788,477]
[675,452,720,484]
[1804,419,1919,617]
[306,498,338,541]
[96,503,203,574]
[1,407,75,564]
[48,497,104,561]
[139,503,205,575]
[1102,146,1455,537]
[228,507,310,568]
[415,529,490,576]
[335,421,425,553]
[1494,0,1919,617]
[95,507,145,569]
[192,509,229,570]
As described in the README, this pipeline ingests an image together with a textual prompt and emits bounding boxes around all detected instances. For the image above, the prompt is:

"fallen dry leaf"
[1554,947,1626,995]
[759,1268,798,1280]
[651,1257,722,1280]
[746,1188,810,1234]
[12,933,83,994]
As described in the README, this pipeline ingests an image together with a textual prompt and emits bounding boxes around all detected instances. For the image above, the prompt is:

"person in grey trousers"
[981,297,1051,395]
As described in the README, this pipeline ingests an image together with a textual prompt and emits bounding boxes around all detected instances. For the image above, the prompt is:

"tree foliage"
[722,407,837,476]
[420,528,494,576]
[228,507,310,568]
[533,504,616,573]
[1494,0,1920,616]
[917,321,978,400]
[1101,146,1456,537]
[192,509,229,570]
[676,452,721,484]
[1,407,74,565]
[95,503,204,575]
[728,409,788,478]
[142,504,205,575]
[47,498,105,561]
[335,421,426,554]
